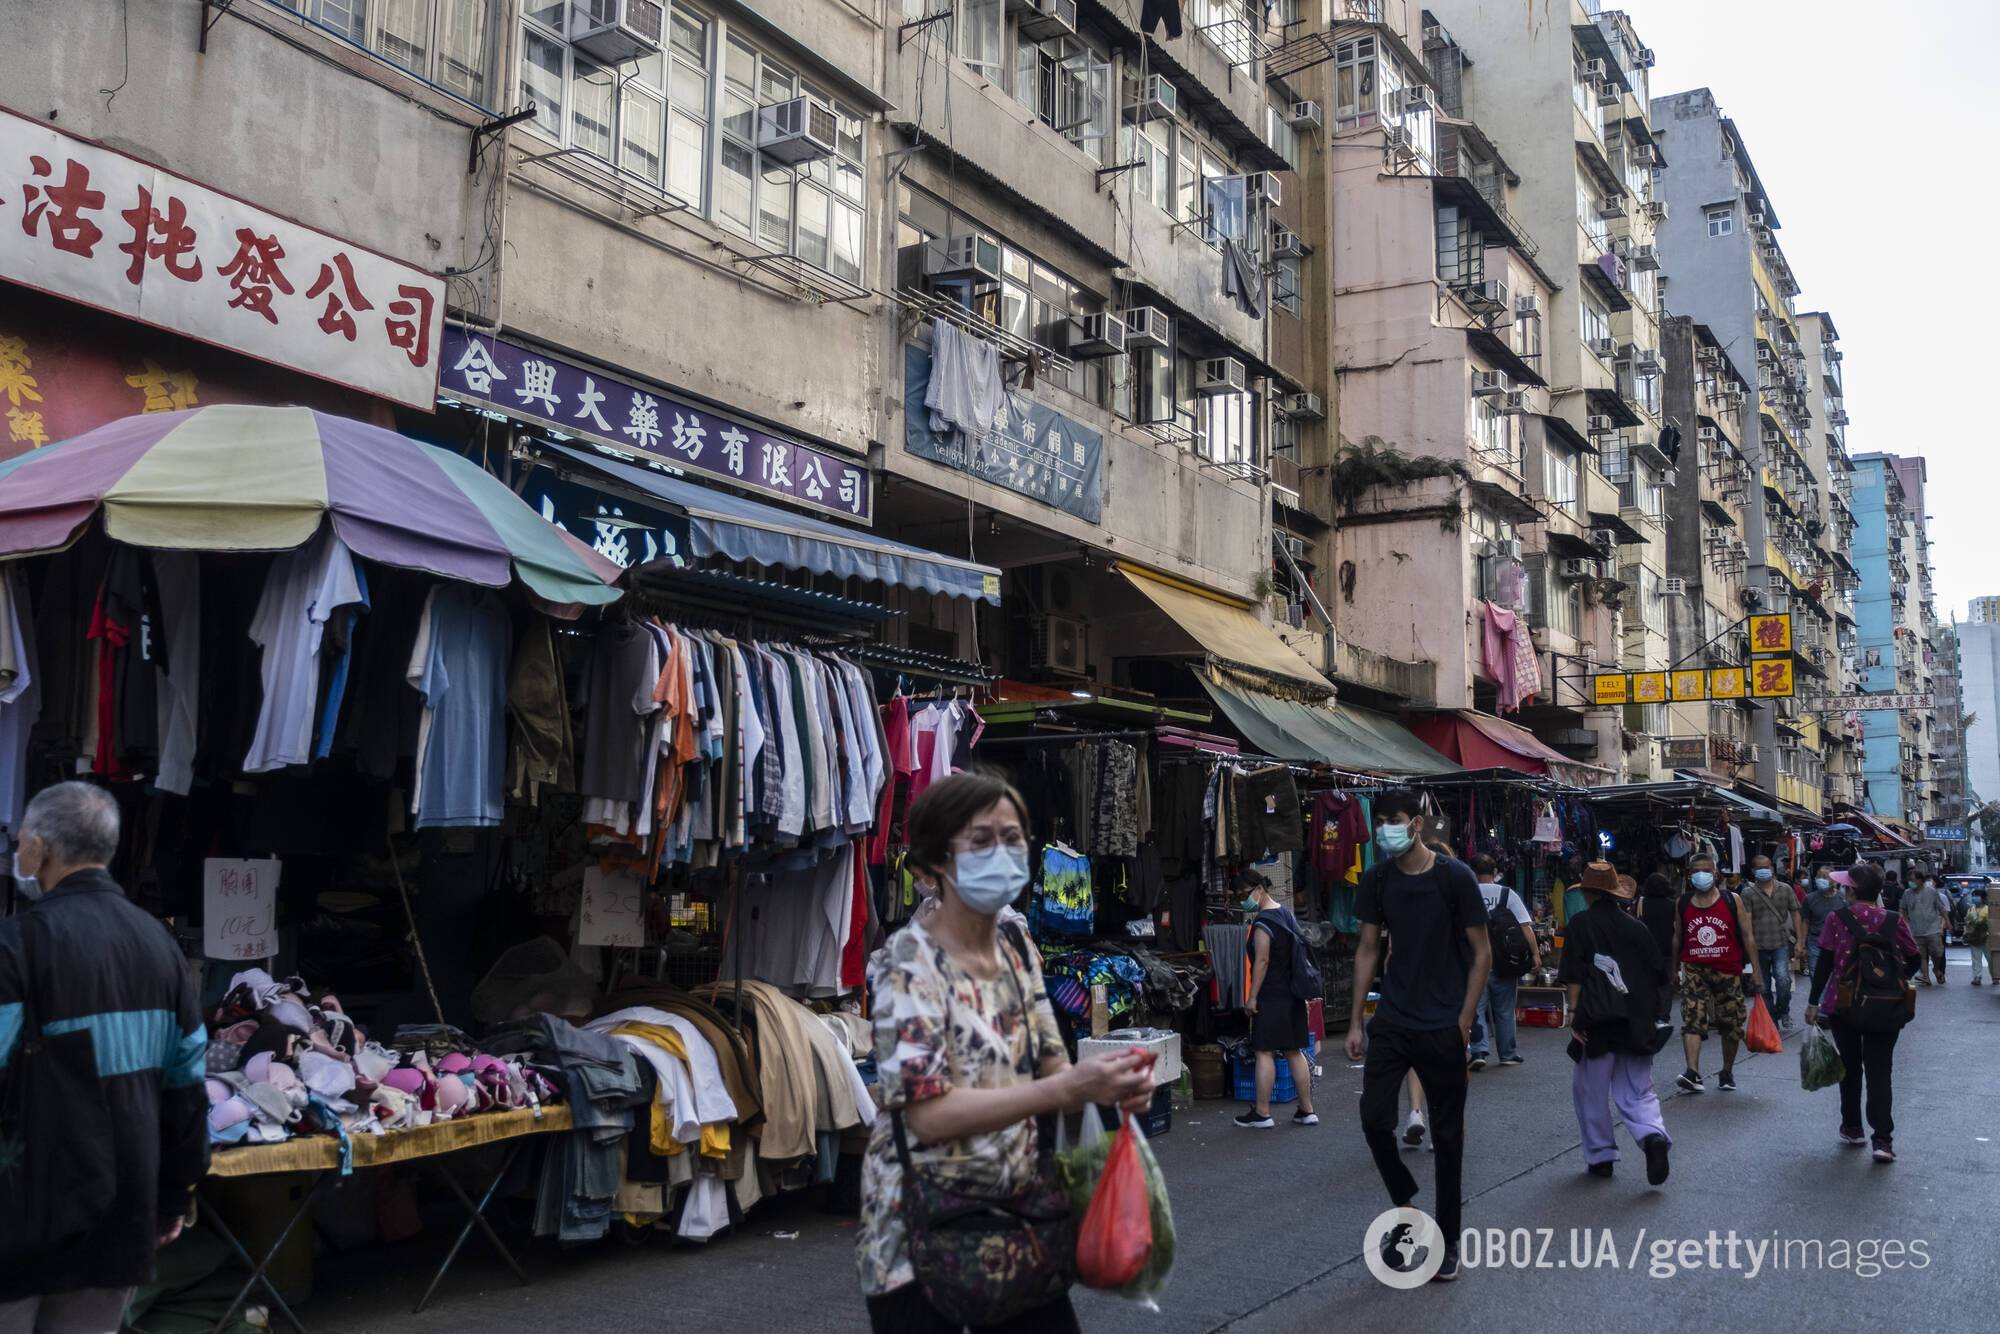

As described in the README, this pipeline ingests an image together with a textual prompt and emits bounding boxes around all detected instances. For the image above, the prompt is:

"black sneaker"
[1292,1110,1320,1126]
[1233,1111,1274,1129]
[1872,1139,1896,1163]
[1467,1054,1487,1072]
[1642,1134,1671,1185]
[1497,1054,1524,1066]
[1838,1126,1866,1146]
[1586,1161,1615,1178]
[1717,1069,1737,1092]
[1676,1069,1704,1094]
[1431,1246,1461,1282]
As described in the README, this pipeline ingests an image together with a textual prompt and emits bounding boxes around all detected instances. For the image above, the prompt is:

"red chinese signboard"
[0,105,445,410]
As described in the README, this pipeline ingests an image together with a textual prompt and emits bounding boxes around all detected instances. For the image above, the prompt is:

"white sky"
[1614,0,2000,623]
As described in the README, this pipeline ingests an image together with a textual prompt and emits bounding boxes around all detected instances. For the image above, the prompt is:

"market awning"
[538,441,1000,603]
[1118,564,1332,694]
[1584,779,1786,826]
[1405,710,1613,786]
[1198,673,1458,774]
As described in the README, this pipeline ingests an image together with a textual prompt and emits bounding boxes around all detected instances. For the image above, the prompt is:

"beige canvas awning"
[1117,563,1332,694]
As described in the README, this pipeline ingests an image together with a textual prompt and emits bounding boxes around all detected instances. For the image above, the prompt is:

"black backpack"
[1835,907,1915,1032]
[1485,886,1534,978]
[1257,908,1326,1002]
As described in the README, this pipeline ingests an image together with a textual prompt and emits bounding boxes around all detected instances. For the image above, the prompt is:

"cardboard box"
[1078,1028,1183,1087]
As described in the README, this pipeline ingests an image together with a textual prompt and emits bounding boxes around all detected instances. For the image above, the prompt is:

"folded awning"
[1199,673,1459,774]
[1406,710,1612,786]
[538,441,999,603]
[1119,564,1332,694]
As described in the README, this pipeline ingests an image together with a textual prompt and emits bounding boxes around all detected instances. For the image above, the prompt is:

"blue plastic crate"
[1230,1034,1318,1105]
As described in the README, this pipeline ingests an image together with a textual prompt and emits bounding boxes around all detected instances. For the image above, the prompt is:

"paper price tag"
[579,866,646,948]
[203,858,281,961]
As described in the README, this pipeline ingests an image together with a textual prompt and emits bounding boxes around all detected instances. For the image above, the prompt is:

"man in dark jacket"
[1561,862,1672,1186]
[1,782,208,1333]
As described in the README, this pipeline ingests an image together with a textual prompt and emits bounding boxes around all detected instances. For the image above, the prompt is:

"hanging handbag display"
[890,925,1076,1325]
[1532,801,1562,846]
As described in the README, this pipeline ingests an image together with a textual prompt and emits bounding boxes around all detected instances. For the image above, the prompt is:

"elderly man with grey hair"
[1,782,208,1334]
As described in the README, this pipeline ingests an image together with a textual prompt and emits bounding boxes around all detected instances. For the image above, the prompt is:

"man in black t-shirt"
[1345,789,1491,1284]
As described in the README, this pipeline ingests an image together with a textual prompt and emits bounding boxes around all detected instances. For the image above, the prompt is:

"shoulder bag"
[890,922,1076,1325]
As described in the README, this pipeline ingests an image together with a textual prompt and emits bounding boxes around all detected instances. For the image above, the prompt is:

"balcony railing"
[1334,640,1438,705]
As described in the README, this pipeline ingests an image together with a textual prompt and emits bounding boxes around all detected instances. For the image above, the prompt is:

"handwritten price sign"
[202,857,281,961]
[578,866,646,948]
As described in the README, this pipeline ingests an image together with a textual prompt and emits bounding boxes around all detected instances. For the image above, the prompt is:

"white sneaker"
[1402,1110,1427,1147]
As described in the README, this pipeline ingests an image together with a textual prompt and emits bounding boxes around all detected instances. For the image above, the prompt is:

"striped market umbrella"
[0,405,623,606]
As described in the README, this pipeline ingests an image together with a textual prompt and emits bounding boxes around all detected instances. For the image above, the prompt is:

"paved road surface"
[309,946,2000,1333]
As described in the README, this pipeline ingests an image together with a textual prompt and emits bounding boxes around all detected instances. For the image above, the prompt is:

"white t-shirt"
[243,526,363,774]
[1479,881,1531,924]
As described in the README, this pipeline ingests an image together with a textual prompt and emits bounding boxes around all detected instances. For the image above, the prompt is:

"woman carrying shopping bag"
[857,773,1153,1333]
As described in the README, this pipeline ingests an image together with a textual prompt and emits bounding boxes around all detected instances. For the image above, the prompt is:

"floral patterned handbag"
[889,923,1076,1324]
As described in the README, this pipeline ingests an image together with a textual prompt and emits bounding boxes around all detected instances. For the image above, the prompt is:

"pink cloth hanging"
[1482,601,1539,714]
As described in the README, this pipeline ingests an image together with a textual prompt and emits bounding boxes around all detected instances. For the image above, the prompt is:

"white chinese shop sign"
[0,106,445,411]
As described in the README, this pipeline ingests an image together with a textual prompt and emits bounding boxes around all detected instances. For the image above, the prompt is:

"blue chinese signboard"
[1924,824,1968,842]
[903,344,1103,524]
[440,327,872,523]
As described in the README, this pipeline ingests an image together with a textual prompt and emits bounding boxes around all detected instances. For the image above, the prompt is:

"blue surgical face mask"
[1240,894,1262,912]
[1753,868,1774,882]
[1375,822,1414,857]
[1689,870,1715,891]
[1814,878,1831,891]
[11,849,40,901]
[950,844,1030,915]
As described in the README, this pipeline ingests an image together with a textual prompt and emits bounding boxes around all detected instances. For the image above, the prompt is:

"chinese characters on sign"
[201,857,281,962]
[1660,737,1709,769]
[0,108,445,410]
[1805,692,1934,712]
[1591,665,1787,702]
[1748,613,1793,655]
[1924,824,1968,842]
[439,329,873,523]
[903,344,1104,524]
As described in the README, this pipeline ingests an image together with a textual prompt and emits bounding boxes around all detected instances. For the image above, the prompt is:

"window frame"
[282,0,500,109]
[1706,204,1734,237]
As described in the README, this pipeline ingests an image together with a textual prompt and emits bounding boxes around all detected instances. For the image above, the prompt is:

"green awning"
[1199,674,1460,775]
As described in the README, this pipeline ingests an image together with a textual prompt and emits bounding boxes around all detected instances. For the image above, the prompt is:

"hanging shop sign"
[1748,613,1793,655]
[1804,692,1934,712]
[0,106,445,410]
[1593,662,1789,703]
[441,328,872,524]
[1660,737,1710,768]
[902,343,1104,524]
[1923,823,1968,842]
[202,857,282,962]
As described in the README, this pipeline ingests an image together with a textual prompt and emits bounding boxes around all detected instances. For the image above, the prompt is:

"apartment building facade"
[2,0,1346,708]
[1961,604,2000,820]
[1400,0,1666,778]
[1849,453,1928,820]
[1798,311,1863,810]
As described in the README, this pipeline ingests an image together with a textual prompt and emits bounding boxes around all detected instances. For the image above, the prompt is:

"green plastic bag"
[1057,1108,1176,1308]
[1799,1027,1845,1092]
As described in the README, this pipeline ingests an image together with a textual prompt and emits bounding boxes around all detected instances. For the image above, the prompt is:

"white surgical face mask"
[11,849,41,901]
[1689,870,1715,891]
[1375,822,1414,857]
[1814,878,1830,891]
[951,844,1030,915]
[1753,868,1774,882]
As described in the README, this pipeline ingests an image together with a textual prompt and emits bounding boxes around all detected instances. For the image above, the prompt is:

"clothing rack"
[976,729,1151,747]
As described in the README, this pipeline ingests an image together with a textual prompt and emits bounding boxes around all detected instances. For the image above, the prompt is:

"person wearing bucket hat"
[1560,864,1672,1185]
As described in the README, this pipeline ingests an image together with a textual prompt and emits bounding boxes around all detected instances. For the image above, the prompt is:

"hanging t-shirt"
[243,526,364,774]
[1036,843,1094,938]
[0,566,41,833]
[407,584,512,828]
[578,619,662,805]
[151,552,200,796]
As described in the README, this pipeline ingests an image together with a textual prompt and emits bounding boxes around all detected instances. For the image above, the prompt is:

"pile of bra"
[204,968,561,1147]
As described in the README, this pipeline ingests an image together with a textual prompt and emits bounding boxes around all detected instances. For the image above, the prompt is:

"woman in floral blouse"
[858,772,1153,1333]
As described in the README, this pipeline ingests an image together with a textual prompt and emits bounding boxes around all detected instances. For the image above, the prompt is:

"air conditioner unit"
[1827,348,1844,363]
[1748,209,1767,226]
[1588,413,1614,434]
[1664,576,1687,596]
[1247,171,1283,207]
[1119,305,1171,349]
[1632,143,1658,167]
[1197,357,1247,395]
[1500,390,1529,415]
[1589,336,1617,360]
[1634,349,1662,374]
[1484,538,1523,561]
[757,95,838,166]
[1515,293,1540,318]
[569,0,666,63]
[1269,224,1307,259]
[1698,424,1719,443]
[1558,558,1596,581]
[1638,45,1657,68]
[1400,85,1431,112]
[1644,200,1668,223]
[1383,124,1415,157]
[924,234,1002,285]
[1611,236,1632,258]
[1456,278,1507,312]
[1129,74,1177,123]
[1581,57,1607,81]
[1017,0,1076,40]
[1596,82,1622,107]
[1472,370,1510,397]
[1287,99,1323,130]
[1282,391,1326,421]
[1030,613,1088,676]
[1631,243,1660,269]
[1068,311,1127,358]
[1598,196,1628,220]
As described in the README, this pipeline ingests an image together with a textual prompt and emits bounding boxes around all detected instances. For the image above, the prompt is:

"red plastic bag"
[1745,996,1782,1054]
[1076,1114,1153,1289]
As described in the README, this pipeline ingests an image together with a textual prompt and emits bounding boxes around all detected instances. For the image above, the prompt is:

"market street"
[309,947,2000,1334]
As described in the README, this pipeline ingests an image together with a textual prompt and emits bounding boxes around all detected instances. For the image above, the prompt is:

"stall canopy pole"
[389,840,448,1028]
